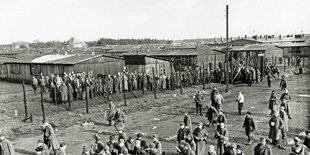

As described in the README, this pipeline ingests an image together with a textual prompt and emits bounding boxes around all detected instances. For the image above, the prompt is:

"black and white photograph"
[0,0,309,155]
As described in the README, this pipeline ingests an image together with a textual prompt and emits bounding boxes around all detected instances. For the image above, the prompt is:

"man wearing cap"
[183,112,192,131]
[35,139,49,155]
[177,123,190,144]
[268,111,285,149]
[136,133,147,148]
[215,123,229,155]
[194,90,203,115]
[291,137,308,155]
[90,134,104,155]
[304,130,310,150]
[243,112,256,145]
[0,134,14,155]
[236,91,245,115]
[56,142,67,155]
[42,121,59,154]
[152,134,162,155]
[193,122,208,155]
[205,105,218,126]
[254,137,272,155]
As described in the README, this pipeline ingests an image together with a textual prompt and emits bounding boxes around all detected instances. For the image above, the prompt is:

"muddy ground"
[0,65,309,155]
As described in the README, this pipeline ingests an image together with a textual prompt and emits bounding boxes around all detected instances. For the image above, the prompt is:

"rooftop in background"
[4,54,122,65]
[230,44,281,52]
[275,42,310,48]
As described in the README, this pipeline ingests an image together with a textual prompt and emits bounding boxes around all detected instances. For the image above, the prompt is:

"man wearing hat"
[291,137,308,155]
[193,122,208,155]
[254,137,272,155]
[42,121,59,154]
[56,142,67,155]
[152,134,162,155]
[90,134,104,155]
[0,134,14,155]
[35,139,49,155]
[177,123,190,144]
[268,111,285,150]
[304,130,310,150]
[243,111,256,145]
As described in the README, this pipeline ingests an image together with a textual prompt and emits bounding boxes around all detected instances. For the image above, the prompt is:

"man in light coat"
[269,111,285,150]
[42,121,59,154]
[236,91,245,115]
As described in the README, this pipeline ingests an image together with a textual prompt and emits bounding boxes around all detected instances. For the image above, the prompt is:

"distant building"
[1,54,124,82]
[65,37,88,49]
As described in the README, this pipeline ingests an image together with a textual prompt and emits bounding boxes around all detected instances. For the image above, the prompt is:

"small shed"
[2,54,124,82]
[123,55,173,75]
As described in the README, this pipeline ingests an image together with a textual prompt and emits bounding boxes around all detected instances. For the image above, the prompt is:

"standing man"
[193,122,208,155]
[217,110,227,127]
[0,134,14,155]
[211,87,217,108]
[183,112,192,131]
[177,123,190,144]
[243,112,256,144]
[279,106,288,143]
[269,111,285,149]
[114,108,125,131]
[194,91,203,116]
[254,137,272,155]
[269,90,278,116]
[42,121,59,154]
[215,90,224,111]
[280,89,292,119]
[236,91,245,115]
[214,123,229,155]
[32,76,38,94]
[107,101,116,126]
[267,72,272,87]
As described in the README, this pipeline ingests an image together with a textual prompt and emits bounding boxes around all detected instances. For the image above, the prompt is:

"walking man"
[193,122,208,155]
[42,121,60,154]
[243,112,256,144]
[214,123,229,155]
[236,91,245,115]
[269,111,285,149]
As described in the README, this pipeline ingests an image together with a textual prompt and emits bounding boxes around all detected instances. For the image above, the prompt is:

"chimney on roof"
[265,35,267,40]
[214,37,217,43]
[279,35,282,40]
[220,37,223,42]
[245,35,247,39]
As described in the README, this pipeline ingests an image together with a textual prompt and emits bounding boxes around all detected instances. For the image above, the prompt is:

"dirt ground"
[0,65,309,155]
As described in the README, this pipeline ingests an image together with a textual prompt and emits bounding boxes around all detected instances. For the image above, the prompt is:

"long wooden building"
[1,54,124,82]
[123,55,174,75]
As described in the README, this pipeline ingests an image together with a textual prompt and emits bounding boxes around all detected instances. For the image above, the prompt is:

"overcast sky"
[1,0,309,44]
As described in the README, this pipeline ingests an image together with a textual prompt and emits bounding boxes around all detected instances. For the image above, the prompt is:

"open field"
[0,65,309,155]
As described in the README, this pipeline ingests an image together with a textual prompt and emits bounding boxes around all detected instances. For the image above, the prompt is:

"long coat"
[254,143,272,155]
[0,139,15,155]
[269,116,283,140]
[269,94,277,111]
[67,84,73,103]
[107,103,116,121]
[184,115,192,131]
[243,115,256,136]
[114,111,125,131]
[279,109,289,132]
[193,127,208,155]
[43,124,59,150]
[206,106,218,124]
[59,84,68,102]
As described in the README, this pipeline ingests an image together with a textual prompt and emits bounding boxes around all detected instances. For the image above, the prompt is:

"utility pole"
[225,5,229,93]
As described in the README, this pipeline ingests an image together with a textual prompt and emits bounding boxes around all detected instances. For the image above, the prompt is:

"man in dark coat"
[205,105,218,126]
[32,76,38,94]
[193,122,208,155]
[194,91,203,115]
[217,110,227,126]
[59,82,68,105]
[125,136,135,154]
[0,134,14,155]
[304,130,310,150]
[269,111,285,149]
[42,121,59,154]
[267,72,272,87]
[280,89,292,119]
[67,83,73,110]
[269,90,278,115]
[177,123,190,143]
[243,112,256,144]
[106,135,119,155]
[90,134,104,155]
[215,123,229,155]
[183,112,192,131]
[211,87,217,107]
[254,137,272,155]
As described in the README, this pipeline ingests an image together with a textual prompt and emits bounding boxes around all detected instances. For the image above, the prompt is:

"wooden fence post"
[22,81,28,117]
[40,85,45,123]
[152,67,157,99]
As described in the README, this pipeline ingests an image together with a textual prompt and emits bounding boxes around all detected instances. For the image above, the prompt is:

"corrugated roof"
[276,42,310,48]
[4,54,123,65]
[231,44,280,51]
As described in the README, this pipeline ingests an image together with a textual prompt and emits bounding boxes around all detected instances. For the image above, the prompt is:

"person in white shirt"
[236,91,245,115]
